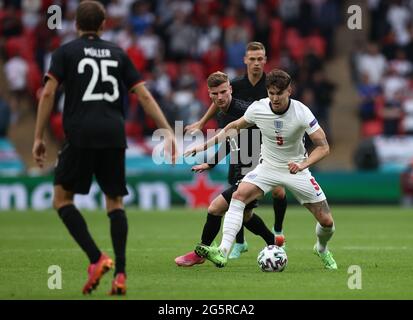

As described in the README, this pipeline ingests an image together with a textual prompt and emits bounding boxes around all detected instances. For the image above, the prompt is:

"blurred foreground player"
[32,1,177,295]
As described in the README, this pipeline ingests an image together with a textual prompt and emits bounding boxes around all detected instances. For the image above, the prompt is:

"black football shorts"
[54,142,128,196]
[221,183,258,210]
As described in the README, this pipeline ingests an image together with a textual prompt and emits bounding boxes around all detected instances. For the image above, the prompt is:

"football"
[257,245,288,272]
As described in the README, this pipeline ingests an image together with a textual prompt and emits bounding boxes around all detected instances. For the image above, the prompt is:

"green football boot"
[195,244,227,268]
[313,244,338,270]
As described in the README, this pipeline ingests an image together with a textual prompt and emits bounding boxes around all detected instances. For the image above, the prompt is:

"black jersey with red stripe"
[46,33,143,148]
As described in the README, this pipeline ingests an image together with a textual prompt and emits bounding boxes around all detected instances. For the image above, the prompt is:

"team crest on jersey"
[274,120,283,131]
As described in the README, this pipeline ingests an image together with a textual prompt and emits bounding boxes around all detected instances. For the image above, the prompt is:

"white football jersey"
[243,98,320,168]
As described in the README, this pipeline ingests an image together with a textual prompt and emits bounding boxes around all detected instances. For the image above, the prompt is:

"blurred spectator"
[202,41,226,76]
[368,0,390,42]
[381,66,408,102]
[165,9,197,61]
[278,0,301,28]
[386,0,411,46]
[356,42,387,85]
[402,97,413,134]
[129,0,155,36]
[314,0,341,58]
[381,92,404,136]
[310,69,336,142]
[137,26,162,70]
[0,6,23,38]
[21,0,41,30]
[357,73,381,122]
[0,95,11,136]
[3,53,29,123]
[388,48,413,76]
[195,15,222,58]
[171,63,204,126]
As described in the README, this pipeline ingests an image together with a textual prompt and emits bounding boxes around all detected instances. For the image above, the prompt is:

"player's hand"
[32,139,47,168]
[288,161,305,174]
[191,163,211,173]
[184,145,202,157]
[184,121,203,135]
[164,131,178,164]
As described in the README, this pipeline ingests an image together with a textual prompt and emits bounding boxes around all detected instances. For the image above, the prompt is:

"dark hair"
[76,1,106,32]
[266,69,292,91]
[207,71,229,88]
[246,41,266,54]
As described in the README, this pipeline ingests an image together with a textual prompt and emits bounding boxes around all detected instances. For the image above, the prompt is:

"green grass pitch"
[0,205,412,300]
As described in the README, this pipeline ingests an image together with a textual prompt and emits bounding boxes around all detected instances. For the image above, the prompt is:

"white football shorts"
[242,161,327,204]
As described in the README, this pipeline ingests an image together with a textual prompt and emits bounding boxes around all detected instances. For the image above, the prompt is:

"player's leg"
[53,144,113,294]
[175,194,228,267]
[105,195,127,295]
[304,200,337,269]
[234,227,246,250]
[95,148,129,294]
[196,182,264,267]
[242,208,275,245]
[53,185,102,266]
[271,186,287,248]
[286,169,337,269]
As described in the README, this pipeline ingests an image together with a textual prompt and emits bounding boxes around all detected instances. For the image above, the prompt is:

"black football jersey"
[214,98,261,185]
[46,33,143,148]
[230,73,267,102]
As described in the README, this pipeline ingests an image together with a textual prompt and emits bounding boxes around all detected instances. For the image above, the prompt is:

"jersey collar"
[80,33,100,40]
[244,72,266,87]
[269,98,291,115]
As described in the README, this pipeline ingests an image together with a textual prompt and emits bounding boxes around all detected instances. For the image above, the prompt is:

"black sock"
[108,209,128,275]
[57,204,101,263]
[244,214,274,245]
[235,226,245,244]
[273,195,287,233]
[201,213,222,245]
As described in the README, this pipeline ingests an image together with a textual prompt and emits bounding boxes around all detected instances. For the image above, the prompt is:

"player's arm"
[131,83,173,132]
[184,116,252,156]
[131,83,177,162]
[184,102,219,134]
[288,127,330,174]
[32,77,59,168]
[192,140,231,173]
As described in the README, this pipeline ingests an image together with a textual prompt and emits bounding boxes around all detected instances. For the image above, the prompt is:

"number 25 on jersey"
[78,58,119,102]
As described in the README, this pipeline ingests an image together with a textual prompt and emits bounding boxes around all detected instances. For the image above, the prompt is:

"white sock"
[219,199,246,257]
[316,222,335,253]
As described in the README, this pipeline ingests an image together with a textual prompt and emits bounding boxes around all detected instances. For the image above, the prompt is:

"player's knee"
[105,195,123,212]
[319,215,334,228]
[232,190,246,202]
[208,201,225,216]
[52,194,72,210]
[272,187,286,199]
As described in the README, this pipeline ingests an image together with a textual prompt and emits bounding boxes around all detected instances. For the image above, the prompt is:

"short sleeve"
[121,52,144,90]
[302,106,320,135]
[243,102,257,125]
[45,47,65,84]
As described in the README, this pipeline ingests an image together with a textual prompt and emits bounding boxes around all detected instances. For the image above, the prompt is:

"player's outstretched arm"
[184,116,252,156]
[288,127,330,174]
[132,83,177,163]
[184,102,218,134]
[32,77,58,168]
